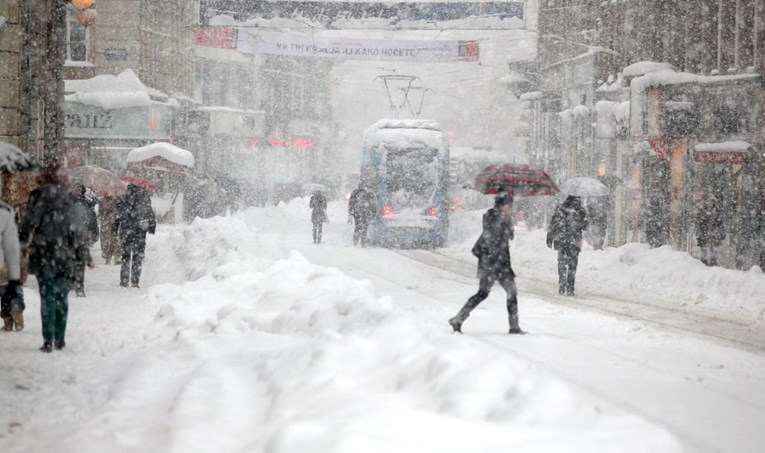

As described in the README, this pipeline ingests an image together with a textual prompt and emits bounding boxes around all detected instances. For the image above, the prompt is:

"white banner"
[237,29,479,62]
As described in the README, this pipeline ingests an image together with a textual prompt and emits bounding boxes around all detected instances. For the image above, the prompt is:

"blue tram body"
[360,119,450,248]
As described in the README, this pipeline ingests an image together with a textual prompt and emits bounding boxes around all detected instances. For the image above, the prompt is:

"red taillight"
[382,204,394,217]
[427,207,438,216]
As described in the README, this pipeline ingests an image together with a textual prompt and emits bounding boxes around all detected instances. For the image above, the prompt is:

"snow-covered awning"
[65,69,176,110]
[694,141,753,164]
[127,142,195,168]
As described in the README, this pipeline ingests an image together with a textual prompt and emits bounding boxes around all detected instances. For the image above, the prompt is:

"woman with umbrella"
[19,162,92,352]
[450,164,558,334]
[449,191,524,334]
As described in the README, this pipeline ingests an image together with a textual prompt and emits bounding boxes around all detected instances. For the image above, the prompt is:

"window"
[66,12,89,62]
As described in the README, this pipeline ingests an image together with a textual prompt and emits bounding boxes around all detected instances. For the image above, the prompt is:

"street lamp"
[70,0,93,10]
[68,0,96,26]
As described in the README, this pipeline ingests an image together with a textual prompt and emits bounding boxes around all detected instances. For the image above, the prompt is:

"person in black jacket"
[348,184,376,247]
[696,194,725,266]
[309,190,328,244]
[449,192,523,334]
[547,195,589,296]
[71,180,99,297]
[19,163,91,352]
[114,184,156,288]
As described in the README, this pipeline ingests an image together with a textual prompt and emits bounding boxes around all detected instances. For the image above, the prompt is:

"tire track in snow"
[394,248,765,353]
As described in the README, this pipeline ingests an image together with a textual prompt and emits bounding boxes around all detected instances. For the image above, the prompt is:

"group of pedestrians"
[306,183,377,247]
[1,163,157,352]
[450,193,590,335]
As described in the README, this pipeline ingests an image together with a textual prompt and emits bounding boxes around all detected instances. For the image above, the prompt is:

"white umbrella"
[302,183,328,193]
[0,141,38,173]
[559,177,609,197]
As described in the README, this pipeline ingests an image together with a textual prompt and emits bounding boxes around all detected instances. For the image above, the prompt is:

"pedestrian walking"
[547,195,588,296]
[348,183,376,247]
[696,194,725,266]
[70,180,98,297]
[586,196,610,250]
[114,184,156,288]
[449,192,524,334]
[0,197,23,332]
[98,195,122,264]
[309,190,328,244]
[19,163,91,352]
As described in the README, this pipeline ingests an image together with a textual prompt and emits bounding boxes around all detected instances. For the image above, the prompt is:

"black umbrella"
[0,141,38,173]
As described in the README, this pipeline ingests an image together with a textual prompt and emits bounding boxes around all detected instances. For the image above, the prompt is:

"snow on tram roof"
[364,119,448,151]
[366,119,443,132]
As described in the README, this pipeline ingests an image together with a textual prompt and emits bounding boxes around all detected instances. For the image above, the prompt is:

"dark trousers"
[557,247,580,295]
[353,218,369,247]
[37,275,69,343]
[120,249,145,286]
[73,261,86,293]
[312,221,323,244]
[457,273,518,321]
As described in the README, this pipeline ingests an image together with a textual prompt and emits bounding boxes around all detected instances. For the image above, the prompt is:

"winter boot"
[39,342,53,353]
[448,307,471,333]
[508,311,525,335]
[2,316,12,332]
[54,340,66,350]
[10,303,23,331]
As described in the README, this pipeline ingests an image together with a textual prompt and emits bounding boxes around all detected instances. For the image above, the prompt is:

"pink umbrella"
[472,164,559,196]
[59,165,128,196]
[120,175,159,191]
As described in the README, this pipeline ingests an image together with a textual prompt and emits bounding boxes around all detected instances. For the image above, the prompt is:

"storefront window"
[66,12,89,62]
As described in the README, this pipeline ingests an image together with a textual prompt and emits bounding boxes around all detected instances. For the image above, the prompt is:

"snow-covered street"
[1,199,764,453]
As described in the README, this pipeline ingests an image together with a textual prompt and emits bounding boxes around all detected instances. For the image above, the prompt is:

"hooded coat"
[547,196,589,251]
[696,199,725,247]
[472,203,515,279]
[309,192,328,224]
[114,185,156,254]
[19,182,89,279]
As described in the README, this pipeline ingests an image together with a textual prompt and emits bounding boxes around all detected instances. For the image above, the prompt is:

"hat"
[495,192,513,206]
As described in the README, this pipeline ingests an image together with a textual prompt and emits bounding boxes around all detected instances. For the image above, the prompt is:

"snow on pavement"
[1,197,763,452]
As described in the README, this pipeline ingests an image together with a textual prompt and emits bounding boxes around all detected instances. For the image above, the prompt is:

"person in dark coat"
[114,184,156,288]
[71,180,99,297]
[696,194,725,266]
[348,184,376,247]
[309,191,328,244]
[98,195,122,265]
[586,196,610,250]
[19,164,91,352]
[449,192,523,334]
[547,195,588,296]
[641,191,670,248]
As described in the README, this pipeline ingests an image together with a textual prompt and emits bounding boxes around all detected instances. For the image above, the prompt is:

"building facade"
[527,0,765,269]
[0,0,68,163]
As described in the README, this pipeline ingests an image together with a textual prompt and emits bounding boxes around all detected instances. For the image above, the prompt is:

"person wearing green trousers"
[19,163,92,352]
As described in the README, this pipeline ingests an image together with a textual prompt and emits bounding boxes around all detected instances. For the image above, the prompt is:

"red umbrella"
[59,165,128,196]
[120,175,159,191]
[473,164,559,196]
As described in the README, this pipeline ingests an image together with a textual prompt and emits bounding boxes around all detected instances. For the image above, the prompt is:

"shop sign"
[64,102,172,140]
[694,151,748,164]
[104,48,128,61]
